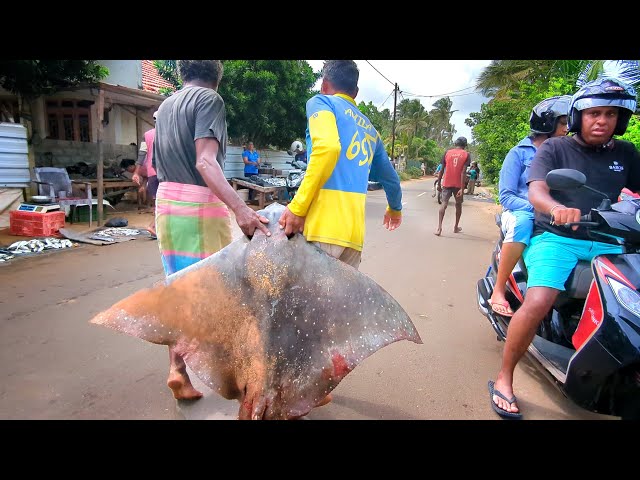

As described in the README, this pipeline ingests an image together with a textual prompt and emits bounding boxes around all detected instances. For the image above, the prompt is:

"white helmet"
[290,140,303,153]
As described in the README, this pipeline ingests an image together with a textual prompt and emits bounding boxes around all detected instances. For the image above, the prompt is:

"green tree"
[153,60,318,149]
[467,76,574,184]
[475,60,588,99]
[429,97,457,145]
[0,60,109,99]
[357,101,391,133]
[153,60,180,95]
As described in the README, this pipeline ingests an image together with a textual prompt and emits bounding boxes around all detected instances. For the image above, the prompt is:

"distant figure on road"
[434,136,470,236]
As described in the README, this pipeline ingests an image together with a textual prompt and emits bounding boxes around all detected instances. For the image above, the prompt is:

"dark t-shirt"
[153,85,228,187]
[527,135,640,240]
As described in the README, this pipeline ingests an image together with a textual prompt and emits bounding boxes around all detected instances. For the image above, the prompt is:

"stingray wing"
[90,203,422,419]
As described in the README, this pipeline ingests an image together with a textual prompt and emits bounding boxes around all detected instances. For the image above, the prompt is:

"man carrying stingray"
[153,60,271,400]
[279,60,403,268]
[278,60,403,410]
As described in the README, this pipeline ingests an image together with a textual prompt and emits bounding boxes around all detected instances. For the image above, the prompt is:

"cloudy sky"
[306,60,492,141]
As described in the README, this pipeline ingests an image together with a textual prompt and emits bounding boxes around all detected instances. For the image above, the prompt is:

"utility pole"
[390,83,398,166]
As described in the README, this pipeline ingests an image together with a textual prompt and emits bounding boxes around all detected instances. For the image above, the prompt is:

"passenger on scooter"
[488,95,571,317]
[489,77,640,419]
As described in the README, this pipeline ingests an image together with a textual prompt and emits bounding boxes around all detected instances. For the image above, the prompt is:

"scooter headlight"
[607,277,640,317]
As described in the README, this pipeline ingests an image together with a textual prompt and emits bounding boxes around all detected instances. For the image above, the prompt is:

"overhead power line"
[403,85,476,98]
[365,60,395,87]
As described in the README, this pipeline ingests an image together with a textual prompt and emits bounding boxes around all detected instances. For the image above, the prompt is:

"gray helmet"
[454,136,467,148]
[529,95,571,134]
[568,77,637,136]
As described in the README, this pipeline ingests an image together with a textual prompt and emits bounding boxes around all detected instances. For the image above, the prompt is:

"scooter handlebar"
[563,213,599,228]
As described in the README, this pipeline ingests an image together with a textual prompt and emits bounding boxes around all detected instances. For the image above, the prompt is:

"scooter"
[285,151,307,201]
[476,168,640,419]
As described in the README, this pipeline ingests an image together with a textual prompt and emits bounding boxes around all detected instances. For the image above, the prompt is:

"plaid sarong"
[156,181,232,276]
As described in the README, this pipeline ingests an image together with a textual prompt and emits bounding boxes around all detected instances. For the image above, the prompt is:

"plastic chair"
[32,167,94,227]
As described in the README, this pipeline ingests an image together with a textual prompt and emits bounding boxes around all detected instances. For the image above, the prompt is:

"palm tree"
[429,97,457,144]
[476,59,640,99]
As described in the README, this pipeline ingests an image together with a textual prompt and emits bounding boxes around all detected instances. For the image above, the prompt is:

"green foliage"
[467,76,574,184]
[404,166,423,178]
[0,60,109,99]
[219,60,318,149]
[151,60,318,150]
[153,60,181,91]
[620,115,640,149]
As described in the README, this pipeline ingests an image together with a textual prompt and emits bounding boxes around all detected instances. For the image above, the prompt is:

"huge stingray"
[90,202,422,419]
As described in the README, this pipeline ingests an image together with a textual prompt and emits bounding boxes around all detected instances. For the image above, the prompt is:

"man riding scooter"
[488,77,640,419]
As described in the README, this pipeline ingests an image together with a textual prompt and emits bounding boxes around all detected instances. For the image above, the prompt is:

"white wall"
[99,61,142,89]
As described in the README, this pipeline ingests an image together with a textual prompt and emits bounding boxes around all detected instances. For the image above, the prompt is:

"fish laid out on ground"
[90,202,422,419]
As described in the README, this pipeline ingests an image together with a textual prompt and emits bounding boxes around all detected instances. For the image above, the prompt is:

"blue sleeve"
[369,136,402,212]
[498,148,533,212]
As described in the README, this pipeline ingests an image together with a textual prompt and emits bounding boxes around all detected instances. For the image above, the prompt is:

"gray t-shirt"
[153,85,228,187]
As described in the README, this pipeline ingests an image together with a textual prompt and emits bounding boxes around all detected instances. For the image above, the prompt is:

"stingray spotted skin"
[90,203,422,419]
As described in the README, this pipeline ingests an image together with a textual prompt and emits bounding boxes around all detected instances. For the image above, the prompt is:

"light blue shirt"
[498,136,537,212]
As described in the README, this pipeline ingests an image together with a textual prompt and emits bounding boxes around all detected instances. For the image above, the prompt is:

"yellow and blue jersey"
[288,93,402,251]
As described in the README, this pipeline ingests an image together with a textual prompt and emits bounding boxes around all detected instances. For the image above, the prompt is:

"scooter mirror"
[546,169,586,191]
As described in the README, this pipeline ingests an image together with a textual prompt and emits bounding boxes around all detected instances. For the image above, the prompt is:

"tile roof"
[141,60,176,94]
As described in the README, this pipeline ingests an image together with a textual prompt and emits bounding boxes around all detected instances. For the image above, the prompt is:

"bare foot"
[434,228,442,236]
[167,370,203,400]
[454,226,462,233]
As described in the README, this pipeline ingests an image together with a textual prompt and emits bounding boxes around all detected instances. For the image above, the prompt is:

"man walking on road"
[434,136,471,236]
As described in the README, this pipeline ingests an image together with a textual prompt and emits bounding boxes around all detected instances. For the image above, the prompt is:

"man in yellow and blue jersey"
[279,60,403,270]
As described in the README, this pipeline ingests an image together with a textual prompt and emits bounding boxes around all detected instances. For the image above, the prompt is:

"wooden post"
[96,89,104,226]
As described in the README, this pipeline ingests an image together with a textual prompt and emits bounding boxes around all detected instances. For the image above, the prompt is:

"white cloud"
[306,60,492,142]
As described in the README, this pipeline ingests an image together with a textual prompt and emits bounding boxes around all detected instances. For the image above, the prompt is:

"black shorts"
[442,187,463,204]
[146,175,159,200]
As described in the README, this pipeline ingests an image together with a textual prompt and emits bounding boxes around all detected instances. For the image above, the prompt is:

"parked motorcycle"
[476,168,640,419]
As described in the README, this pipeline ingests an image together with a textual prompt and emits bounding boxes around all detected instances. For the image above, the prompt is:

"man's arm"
[132,141,148,185]
[498,148,533,212]
[242,153,252,167]
[369,138,402,231]
[529,180,581,230]
[436,154,446,189]
[527,140,580,230]
[195,137,270,237]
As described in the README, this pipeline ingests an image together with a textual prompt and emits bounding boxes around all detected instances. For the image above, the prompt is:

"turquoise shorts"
[523,231,623,291]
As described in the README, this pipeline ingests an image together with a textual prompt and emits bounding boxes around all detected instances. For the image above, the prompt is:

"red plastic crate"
[9,210,66,237]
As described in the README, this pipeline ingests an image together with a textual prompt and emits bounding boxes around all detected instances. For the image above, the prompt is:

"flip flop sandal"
[488,380,522,419]
[488,299,514,317]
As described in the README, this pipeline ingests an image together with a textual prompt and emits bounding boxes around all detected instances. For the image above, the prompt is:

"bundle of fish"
[260,177,286,187]
[95,228,142,237]
[4,238,74,257]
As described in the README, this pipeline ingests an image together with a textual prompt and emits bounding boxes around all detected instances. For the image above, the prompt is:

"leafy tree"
[153,60,180,95]
[429,97,456,145]
[0,60,109,99]
[357,101,391,133]
[153,60,318,149]
[467,76,574,184]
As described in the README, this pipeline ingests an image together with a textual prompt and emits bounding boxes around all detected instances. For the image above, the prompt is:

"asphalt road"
[0,177,615,420]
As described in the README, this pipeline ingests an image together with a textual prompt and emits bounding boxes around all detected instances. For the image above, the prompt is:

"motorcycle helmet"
[529,95,572,134]
[290,140,304,153]
[454,136,467,148]
[568,77,637,136]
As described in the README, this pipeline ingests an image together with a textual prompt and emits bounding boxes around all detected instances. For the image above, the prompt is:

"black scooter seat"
[561,261,593,300]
